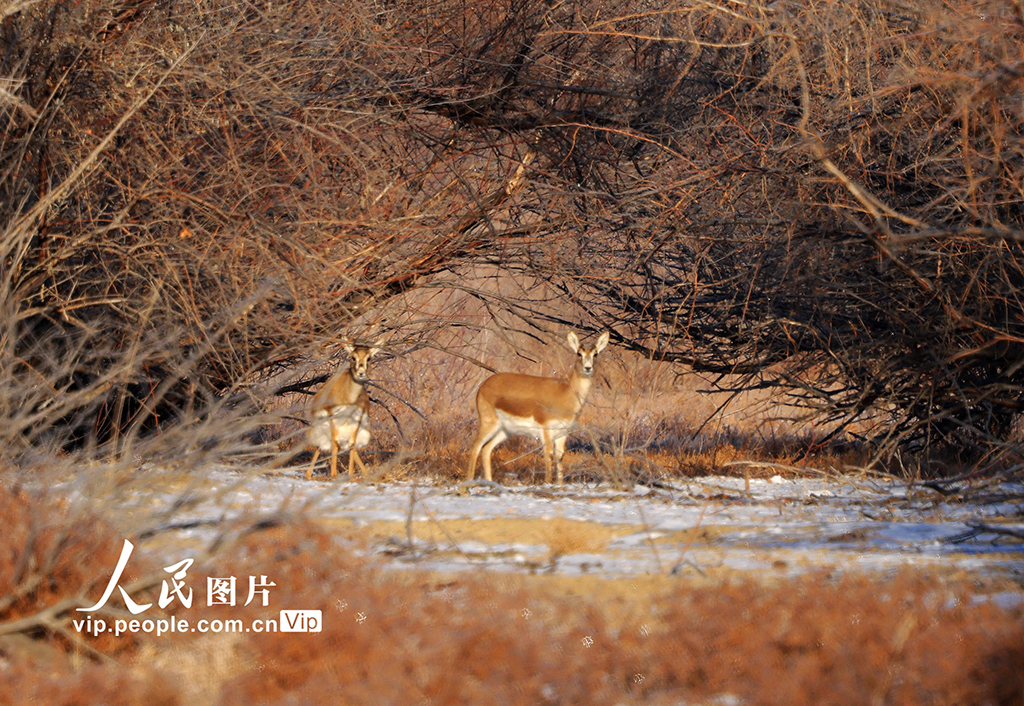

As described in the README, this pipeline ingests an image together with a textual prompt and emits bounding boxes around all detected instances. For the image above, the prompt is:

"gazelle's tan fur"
[467,331,610,484]
[306,341,381,480]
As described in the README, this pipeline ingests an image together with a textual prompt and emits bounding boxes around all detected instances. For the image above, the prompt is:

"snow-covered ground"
[121,469,1024,592]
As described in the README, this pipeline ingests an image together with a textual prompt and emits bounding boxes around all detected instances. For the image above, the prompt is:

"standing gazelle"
[305,340,382,481]
[467,331,610,484]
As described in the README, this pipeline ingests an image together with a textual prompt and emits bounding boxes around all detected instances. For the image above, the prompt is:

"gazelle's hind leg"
[348,416,368,479]
[479,429,508,482]
[467,423,498,480]
[350,448,369,478]
[466,438,484,481]
[306,447,321,481]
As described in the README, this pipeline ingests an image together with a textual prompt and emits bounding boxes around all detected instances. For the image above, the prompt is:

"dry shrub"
[540,0,1024,464]
[387,417,475,481]
[0,484,178,703]
[675,442,748,476]
[666,437,865,479]
[0,485,154,656]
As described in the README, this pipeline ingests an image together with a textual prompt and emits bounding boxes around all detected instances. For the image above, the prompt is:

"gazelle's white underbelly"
[307,407,370,452]
[495,410,574,440]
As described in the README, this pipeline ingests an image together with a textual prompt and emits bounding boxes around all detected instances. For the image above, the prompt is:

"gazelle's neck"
[568,367,594,407]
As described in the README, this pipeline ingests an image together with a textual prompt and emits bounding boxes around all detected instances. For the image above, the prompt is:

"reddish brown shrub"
[0,485,155,656]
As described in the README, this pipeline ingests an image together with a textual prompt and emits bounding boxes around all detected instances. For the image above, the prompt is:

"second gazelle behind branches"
[466,331,610,484]
[306,340,382,481]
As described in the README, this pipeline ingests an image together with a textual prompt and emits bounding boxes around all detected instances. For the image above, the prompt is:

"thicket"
[1,0,1023,469]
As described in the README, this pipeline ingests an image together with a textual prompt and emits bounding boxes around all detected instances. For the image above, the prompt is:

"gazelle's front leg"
[542,429,555,484]
[348,412,367,479]
[348,426,357,478]
[553,435,567,484]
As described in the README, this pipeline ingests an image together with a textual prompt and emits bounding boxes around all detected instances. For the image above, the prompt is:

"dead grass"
[216,524,1024,706]
[540,517,612,559]
[133,634,246,706]
[0,665,180,706]
[373,406,879,485]
[323,516,623,554]
[644,575,1024,706]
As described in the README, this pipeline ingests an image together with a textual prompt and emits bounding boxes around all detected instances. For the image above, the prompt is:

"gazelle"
[305,340,382,481]
[466,331,610,484]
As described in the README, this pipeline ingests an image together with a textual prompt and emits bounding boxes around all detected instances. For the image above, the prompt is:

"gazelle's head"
[566,331,610,377]
[342,339,383,382]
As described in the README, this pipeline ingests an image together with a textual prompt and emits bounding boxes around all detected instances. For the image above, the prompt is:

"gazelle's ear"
[368,336,386,358]
[341,340,355,354]
[566,331,581,353]
[595,331,610,353]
